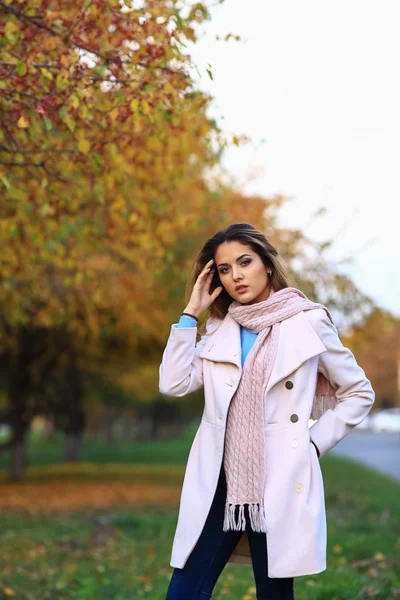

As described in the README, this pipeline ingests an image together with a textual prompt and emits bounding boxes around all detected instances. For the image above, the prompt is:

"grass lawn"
[0,437,399,599]
[0,431,195,470]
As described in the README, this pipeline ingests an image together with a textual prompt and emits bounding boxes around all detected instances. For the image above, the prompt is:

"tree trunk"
[61,365,85,462]
[7,372,32,481]
[9,438,26,481]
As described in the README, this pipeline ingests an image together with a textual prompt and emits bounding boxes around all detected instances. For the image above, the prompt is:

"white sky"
[189,0,400,316]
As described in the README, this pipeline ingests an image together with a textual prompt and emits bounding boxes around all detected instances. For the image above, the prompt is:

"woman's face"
[214,241,273,304]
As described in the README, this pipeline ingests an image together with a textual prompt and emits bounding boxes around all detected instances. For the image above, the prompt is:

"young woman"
[159,223,375,600]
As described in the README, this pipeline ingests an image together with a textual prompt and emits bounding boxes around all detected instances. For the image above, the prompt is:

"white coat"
[158,308,375,578]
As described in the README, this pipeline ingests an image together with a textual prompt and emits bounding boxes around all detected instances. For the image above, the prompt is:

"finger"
[202,260,214,273]
[201,266,212,277]
[200,266,215,284]
[198,271,212,288]
[195,267,210,286]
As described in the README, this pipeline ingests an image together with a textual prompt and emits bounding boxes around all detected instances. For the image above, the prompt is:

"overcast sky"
[189,0,399,316]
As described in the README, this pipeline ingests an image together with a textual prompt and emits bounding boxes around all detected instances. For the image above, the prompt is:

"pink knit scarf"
[223,286,337,533]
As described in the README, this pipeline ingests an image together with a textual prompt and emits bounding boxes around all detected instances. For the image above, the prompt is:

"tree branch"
[0,2,190,75]
[0,145,76,155]
[1,88,52,106]
[0,160,45,167]
[0,1,60,37]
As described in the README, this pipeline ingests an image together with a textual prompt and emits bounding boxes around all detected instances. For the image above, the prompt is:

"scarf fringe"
[223,502,267,533]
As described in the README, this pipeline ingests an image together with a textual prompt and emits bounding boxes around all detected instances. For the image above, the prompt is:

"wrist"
[183,305,200,319]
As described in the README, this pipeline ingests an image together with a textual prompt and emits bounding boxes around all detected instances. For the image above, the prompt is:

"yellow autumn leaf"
[78,139,90,154]
[64,115,75,132]
[41,68,54,80]
[164,81,177,96]
[60,55,69,68]
[374,551,385,561]
[109,109,119,122]
[70,94,80,109]
[5,22,18,35]
[4,587,15,596]
[130,98,139,112]
[17,116,29,128]
[142,100,151,115]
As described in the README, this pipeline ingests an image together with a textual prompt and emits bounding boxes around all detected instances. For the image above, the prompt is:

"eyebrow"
[217,253,252,267]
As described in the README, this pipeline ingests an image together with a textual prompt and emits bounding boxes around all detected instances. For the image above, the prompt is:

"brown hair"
[185,223,293,323]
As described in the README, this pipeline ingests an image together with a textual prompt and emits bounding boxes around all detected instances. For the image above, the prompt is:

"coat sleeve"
[158,322,209,397]
[309,309,375,459]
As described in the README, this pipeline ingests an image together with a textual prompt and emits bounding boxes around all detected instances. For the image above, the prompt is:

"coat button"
[294,483,304,493]
[290,414,299,423]
[291,439,299,448]
[285,380,294,389]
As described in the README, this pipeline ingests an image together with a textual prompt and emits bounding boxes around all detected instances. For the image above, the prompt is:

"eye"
[219,259,251,274]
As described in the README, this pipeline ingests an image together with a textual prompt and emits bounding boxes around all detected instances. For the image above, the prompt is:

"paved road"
[330,429,400,482]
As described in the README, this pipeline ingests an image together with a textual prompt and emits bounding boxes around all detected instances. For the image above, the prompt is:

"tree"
[0,0,230,478]
[343,308,400,408]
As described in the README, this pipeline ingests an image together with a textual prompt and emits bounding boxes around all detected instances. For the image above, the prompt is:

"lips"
[235,285,248,292]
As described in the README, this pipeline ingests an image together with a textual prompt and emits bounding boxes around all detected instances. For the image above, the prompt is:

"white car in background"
[369,408,400,433]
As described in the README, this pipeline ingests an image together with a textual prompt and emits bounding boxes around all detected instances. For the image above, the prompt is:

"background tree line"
[0,0,398,480]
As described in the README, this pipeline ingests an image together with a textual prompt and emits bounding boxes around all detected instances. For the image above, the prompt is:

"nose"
[232,267,243,281]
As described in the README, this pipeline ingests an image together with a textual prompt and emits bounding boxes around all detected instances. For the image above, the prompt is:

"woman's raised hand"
[183,259,224,318]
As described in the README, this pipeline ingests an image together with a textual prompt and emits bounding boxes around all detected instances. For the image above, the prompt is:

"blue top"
[177,314,258,366]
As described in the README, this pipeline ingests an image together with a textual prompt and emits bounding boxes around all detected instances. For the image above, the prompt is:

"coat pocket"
[264,422,288,432]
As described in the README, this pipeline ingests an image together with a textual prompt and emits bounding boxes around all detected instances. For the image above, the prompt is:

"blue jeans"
[165,465,295,600]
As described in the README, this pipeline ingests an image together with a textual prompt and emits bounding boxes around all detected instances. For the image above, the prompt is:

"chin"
[239,295,257,304]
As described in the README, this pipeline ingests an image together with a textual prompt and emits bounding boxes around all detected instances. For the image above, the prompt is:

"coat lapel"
[265,311,327,393]
[199,310,327,390]
[199,313,242,369]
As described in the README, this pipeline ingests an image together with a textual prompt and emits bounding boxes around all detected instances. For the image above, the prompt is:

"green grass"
[0,431,196,471]
[0,439,399,599]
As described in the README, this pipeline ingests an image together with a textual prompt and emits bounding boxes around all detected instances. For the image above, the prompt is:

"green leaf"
[206,68,213,81]
[9,186,26,200]
[24,203,34,214]
[44,117,52,131]
[59,106,68,121]
[174,13,184,28]
[91,152,104,166]
[16,61,27,76]
[163,110,172,122]
[92,64,107,77]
